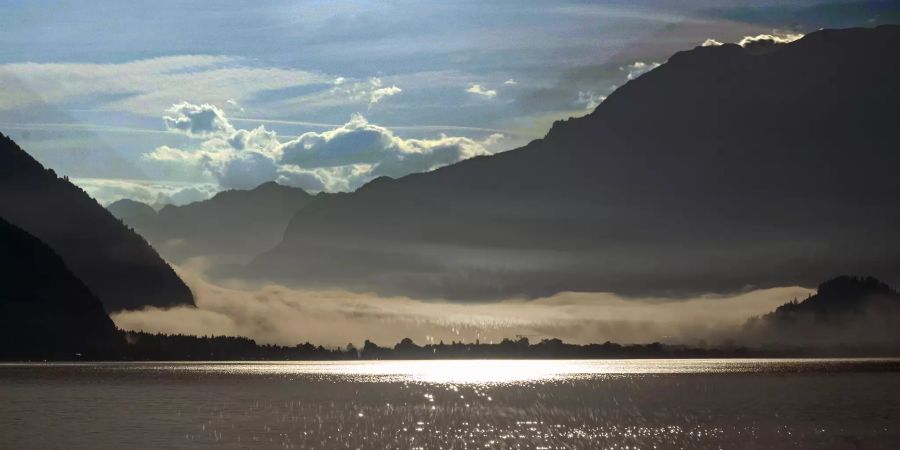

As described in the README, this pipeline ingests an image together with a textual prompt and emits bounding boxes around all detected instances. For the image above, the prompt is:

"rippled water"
[2,359,899,449]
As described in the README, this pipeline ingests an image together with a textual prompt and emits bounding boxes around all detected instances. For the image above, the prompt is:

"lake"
[2,359,899,449]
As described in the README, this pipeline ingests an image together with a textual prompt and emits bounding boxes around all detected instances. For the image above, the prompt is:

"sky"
[2,0,895,206]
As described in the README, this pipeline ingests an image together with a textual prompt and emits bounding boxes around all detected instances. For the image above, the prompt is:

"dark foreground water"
[2,359,899,449]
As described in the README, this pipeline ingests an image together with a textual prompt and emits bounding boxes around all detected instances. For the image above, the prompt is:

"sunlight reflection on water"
[2,359,900,449]
[97,358,897,384]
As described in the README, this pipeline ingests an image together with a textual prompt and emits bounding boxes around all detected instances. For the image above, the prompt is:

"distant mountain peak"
[114,180,316,263]
[252,180,288,191]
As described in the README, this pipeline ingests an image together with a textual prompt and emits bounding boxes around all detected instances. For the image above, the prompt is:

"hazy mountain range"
[240,25,900,300]
[0,134,194,312]
[108,181,314,263]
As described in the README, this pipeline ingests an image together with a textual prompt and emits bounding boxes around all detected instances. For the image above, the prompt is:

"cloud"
[217,151,279,190]
[163,102,235,138]
[71,177,219,207]
[738,32,804,47]
[274,166,330,192]
[290,77,404,112]
[620,61,662,81]
[0,55,329,115]
[576,91,605,110]
[111,259,813,347]
[514,59,658,118]
[143,103,501,193]
[278,114,498,188]
[503,79,518,85]
[280,114,490,170]
[224,98,245,113]
[701,38,724,47]
[465,84,497,99]
[370,86,402,104]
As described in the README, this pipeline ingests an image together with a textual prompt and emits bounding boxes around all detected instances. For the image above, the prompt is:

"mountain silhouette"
[107,198,157,229]
[0,134,194,311]
[745,276,900,346]
[0,217,123,359]
[110,181,314,263]
[249,25,900,299]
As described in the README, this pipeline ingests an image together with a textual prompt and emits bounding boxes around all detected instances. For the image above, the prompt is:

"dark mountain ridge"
[0,217,123,359]
[249,25,900,300]
[0,134,194,312]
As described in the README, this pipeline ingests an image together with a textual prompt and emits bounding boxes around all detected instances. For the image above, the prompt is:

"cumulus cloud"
[465,84,497,99]
[163,102,235,138]
[111,259,813,347]
[701,38,724,47]
[143,102,501,193]
[620,61,661,80]
[738,32,804,47]
[280,114,490,173]
[217,151,279,190]
[503,79,518,85]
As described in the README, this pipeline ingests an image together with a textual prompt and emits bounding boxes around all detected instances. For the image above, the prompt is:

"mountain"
[110,181,314,263]
[0,134,194,312]
[249,26,900,299]
[745,276,900,346]
[107,198,157,229]
[0,217,123,360]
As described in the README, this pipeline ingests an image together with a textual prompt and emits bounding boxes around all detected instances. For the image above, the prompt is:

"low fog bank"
[111,259,813,348]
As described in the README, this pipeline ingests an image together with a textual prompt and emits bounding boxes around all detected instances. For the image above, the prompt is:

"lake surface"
[2,359,899,449]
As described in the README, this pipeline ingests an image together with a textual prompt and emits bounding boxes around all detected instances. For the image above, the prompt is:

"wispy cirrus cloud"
[0,55,409,119]
[0,55,330,115]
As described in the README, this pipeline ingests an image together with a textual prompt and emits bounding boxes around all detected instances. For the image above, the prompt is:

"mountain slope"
[0,134,194,312]
[250,25,900,299]
[111,181,314,263]
[0,217,123,360]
